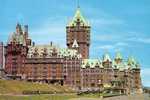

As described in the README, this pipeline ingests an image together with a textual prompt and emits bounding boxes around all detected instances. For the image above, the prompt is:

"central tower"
[66,7,90,59]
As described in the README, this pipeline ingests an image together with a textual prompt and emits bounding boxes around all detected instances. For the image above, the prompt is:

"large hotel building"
[3,7,142,94]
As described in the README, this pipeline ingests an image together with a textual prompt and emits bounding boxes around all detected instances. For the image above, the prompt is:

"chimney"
[24,25,28,33]
[24,25,28,37]
[16,23,22,34]
[50,41,53,46]
[0,42,3,45]
[32,42,35,46]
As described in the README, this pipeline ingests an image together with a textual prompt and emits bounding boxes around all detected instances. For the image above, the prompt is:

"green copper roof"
[27,44,82,59]
[115,51,122,60]
[127,56,136,65]
[103,52,112,62]
[127,56,140,69]
[112,60,129,71]
[8,23,27,45]
[135,61,140,69]
[81,59,102,68]
[9,32,26,45]
[68,7,89,26]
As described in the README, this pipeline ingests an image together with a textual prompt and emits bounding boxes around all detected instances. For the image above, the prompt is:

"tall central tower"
[66,7,90,59]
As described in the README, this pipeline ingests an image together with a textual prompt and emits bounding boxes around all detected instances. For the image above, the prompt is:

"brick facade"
[0,42,3,69]
[66,8,90,59]
[0,42,4,78]
[3,7,143,94]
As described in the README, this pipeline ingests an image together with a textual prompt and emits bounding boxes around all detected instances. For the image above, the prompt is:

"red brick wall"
[0,42,3,69]
[66,26,90,59]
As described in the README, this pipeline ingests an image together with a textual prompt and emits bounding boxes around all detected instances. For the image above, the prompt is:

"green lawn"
[0,94,78,100]
[0,79,74,94]
[0,79,121,100]
[0,94,104,100]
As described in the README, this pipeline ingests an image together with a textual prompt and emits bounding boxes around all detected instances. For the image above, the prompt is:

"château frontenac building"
[4,7,142,94]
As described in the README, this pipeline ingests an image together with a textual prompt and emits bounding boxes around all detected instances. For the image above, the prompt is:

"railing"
[25,58,63,64]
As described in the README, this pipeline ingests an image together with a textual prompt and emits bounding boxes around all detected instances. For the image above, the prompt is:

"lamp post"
[98,79,103,99]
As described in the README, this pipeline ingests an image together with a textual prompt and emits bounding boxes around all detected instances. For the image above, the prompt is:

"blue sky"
[0,0,150,86]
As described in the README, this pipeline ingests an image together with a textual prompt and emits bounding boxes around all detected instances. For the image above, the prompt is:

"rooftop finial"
[77,0,80,8]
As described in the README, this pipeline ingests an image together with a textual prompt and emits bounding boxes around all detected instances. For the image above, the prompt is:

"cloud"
[128,37,150,44]
[141,67,150,87]
[95,42,128,51]
[91,32,137,43]
[115,42,128,46]
[92,30,150,46]
[92,34,123,42]
[97,45,114,50]
[90,18,124,27]
[29,17,67,47]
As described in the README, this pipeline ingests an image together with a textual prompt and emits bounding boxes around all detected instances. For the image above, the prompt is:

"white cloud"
[29,17,67,47]
[90,18,124,27]
[138,38,150,44]
[97,45,114,50]
[128,37,150,44]
[92,30,150,46]
[116,42,128,46]
[96,42,128,51]
[92,34,122,42]
[141,68,150,87]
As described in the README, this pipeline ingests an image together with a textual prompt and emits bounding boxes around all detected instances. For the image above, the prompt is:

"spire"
[16,22,23,34]
[135,60,140,69]
[115,51,122,60]
[127,56,136,65]
[72,39,79,48]
[16,22,21,30]
[127,56,140,69]
[24,25,28,39]
[103,52,111,62]
[68,6,89,26]
[16,22,21,28]
[77,0,80,8]
[24,25,28,33]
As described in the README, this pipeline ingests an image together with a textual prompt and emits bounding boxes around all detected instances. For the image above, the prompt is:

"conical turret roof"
[115,51,123,60]
[68,7,89,26]
[128,56,140,69]
[103,52,111,62]
[127,56,136,65]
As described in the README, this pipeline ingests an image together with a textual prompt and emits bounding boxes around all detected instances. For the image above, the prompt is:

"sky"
[0,0,150,86]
